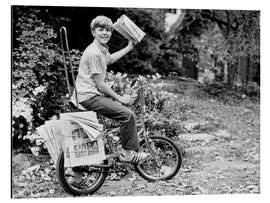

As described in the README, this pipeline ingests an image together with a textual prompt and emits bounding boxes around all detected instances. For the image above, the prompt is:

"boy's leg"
[81,95,139,151]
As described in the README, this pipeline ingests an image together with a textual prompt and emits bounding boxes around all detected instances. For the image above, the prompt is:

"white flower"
[33,86,46,96]
[13,98,33,122]
[156,73,161,79]
[30,147,40,156]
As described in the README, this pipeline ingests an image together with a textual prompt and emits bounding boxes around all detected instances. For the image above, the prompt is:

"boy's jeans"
[80,95,139,151]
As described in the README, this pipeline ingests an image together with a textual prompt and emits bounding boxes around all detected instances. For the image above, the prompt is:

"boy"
[72,15,148,163]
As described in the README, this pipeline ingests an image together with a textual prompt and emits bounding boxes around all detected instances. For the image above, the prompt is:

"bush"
[243,82,260,97]
[199,81,260,104]
[202,82,228,97]
[12,9,81,149]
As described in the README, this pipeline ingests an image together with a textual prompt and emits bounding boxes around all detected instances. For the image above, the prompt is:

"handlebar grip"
[127,78,138,95]
[130,78,137,88]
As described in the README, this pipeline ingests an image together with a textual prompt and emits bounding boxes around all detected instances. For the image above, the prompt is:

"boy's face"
[92,26,112,45]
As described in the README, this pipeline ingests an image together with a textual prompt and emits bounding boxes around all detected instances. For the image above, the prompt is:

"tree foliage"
[108,8,181,75]
[168,9,260,83]
[225,11,260,63]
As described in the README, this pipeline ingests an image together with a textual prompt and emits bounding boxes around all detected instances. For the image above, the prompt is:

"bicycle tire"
[56,150,108,196]
[134,136,182,181]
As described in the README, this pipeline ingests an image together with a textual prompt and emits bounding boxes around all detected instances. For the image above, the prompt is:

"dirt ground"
[94,95,260,196]
[12,81,260,198]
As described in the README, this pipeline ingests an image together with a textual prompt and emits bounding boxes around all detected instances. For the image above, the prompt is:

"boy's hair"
[90,15,113,32]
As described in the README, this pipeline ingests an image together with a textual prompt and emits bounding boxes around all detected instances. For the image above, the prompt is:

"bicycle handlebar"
[127,80,157,123]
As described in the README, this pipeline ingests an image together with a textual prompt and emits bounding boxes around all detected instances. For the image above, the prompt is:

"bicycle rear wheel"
[56,150,108,196]
[134,136,182,181]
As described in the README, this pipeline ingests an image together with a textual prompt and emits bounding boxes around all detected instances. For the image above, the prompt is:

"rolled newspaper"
[113,15,146,44]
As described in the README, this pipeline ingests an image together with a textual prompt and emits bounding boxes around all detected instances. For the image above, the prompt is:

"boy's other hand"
[119,94,136,105]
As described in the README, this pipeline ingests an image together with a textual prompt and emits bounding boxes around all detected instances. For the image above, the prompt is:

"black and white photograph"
[8,0,267,201]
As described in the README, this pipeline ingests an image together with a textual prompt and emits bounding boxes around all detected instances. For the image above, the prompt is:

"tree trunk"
[226,11,231,34]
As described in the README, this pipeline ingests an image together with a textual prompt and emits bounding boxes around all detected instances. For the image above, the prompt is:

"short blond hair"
[90,15,113,32]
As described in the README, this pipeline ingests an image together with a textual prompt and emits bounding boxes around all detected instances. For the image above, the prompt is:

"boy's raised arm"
[110,40,134,64]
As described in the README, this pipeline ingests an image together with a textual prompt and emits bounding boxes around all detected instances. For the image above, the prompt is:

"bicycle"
[57,27,183,196]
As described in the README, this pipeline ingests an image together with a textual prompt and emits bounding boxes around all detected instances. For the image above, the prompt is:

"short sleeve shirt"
[72,39,111,103]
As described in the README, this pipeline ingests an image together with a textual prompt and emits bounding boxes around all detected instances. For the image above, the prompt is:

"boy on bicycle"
[72,15,148,163]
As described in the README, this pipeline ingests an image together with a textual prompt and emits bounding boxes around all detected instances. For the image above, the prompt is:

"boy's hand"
[119,94,136,105]
[127,40,135,50]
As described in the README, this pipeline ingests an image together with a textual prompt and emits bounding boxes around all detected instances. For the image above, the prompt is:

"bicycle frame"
[84,119,159,170]
[128,85,160,164]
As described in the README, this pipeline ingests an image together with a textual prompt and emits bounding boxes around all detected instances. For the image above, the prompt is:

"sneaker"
[120,149,150,164]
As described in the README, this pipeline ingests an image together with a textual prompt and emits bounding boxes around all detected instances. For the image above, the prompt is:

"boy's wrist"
[127,40,135,50]
[115,95,122,103]
[126,45,133,52]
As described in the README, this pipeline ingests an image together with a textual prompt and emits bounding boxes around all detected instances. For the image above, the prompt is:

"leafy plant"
[12,9,81,148]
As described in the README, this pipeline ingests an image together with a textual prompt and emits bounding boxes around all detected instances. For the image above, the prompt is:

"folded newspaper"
[113,15,146,44]
[36,120,67,163]
[60,111,103,140]
[36,111,105,167]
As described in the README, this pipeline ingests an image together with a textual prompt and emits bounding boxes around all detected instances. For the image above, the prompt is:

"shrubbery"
[12,9,82,151]
[199,81,260,104]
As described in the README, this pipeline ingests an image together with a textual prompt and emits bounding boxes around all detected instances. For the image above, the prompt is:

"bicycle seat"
[69,99,87,112]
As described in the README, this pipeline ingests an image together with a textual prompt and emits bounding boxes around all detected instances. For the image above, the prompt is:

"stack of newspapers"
[36,111,105,167]
[113,15,146,44]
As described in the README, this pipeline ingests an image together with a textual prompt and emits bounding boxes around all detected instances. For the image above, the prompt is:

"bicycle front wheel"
[56,150,108,196]
[134,136,182,181]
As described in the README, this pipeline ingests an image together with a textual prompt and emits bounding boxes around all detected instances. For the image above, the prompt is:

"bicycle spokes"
[135,136,182,181]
